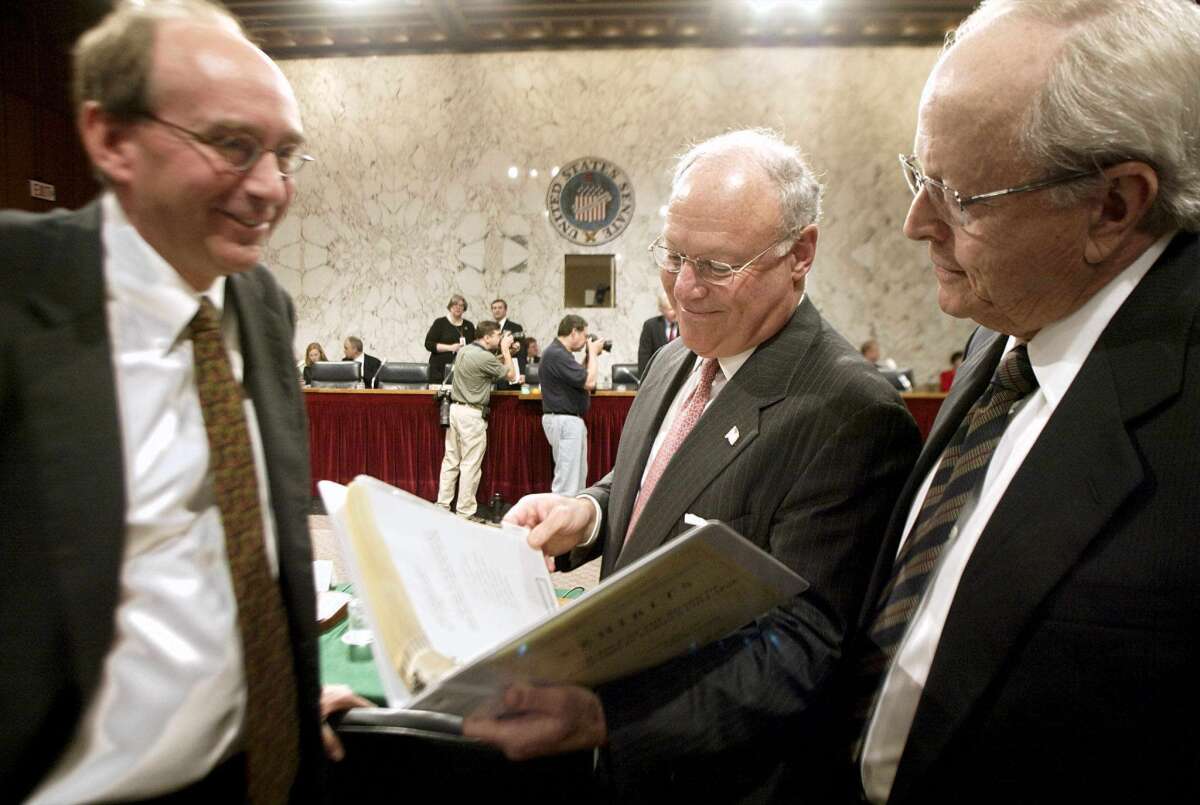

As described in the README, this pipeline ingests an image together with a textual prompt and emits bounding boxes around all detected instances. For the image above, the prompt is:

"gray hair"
[672,128,824,238]
[949,0,1200,233]
[73,0,244,120]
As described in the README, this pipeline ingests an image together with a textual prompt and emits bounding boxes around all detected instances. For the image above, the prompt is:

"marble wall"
[267,45,976,387]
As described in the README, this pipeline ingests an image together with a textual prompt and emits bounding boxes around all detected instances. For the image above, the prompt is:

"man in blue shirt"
[538,314,605,495]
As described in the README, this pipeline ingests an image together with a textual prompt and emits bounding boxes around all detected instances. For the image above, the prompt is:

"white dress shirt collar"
[101,193,226,346]
[1022,230,1175,410]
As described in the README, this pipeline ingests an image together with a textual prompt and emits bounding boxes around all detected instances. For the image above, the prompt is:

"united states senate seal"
[545,157,635,246]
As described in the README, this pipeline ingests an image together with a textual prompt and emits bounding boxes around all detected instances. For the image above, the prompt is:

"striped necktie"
[625,357,719,541]
[189,297,300,803]
[851,343,1038,755]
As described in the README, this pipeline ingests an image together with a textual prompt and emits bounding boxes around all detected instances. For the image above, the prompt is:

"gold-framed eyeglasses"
[647,235,796,286]
[899,153,1096,228]
[143,113,315,177]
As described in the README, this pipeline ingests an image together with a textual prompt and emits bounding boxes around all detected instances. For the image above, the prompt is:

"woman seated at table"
[424,293,475,384]
[299,341,328,386]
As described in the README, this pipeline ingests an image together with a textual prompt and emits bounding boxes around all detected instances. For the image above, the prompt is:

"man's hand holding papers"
[503,493,598,566]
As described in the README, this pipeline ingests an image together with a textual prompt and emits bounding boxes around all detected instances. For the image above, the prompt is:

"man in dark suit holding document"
[465,129,921,802]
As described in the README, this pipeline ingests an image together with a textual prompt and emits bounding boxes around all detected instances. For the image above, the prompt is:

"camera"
[435,387,452,427]
[509,331,525,340]
[589,334,613,352]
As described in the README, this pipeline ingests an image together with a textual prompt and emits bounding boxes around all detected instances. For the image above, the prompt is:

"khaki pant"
[542,413,587,496]
[436,403,488,516]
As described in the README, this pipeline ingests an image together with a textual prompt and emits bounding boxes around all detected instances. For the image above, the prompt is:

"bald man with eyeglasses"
[464,129,921,803]
[0,1,343,801]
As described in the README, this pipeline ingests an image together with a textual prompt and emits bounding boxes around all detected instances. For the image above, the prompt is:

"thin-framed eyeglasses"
[142,113,314,177]
[899,153,1096,228]
[647,235,796,286]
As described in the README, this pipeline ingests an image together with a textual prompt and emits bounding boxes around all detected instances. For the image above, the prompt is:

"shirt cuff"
[575,494,603,548]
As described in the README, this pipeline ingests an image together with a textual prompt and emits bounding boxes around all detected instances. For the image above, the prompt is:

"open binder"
[319,476,808,717]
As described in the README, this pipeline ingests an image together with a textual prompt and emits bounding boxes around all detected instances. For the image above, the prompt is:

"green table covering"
[320,584,587,705]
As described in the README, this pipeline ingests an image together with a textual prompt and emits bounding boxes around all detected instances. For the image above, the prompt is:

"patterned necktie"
[189,298,300,803]
[625,357,719,541]
[851,344,1038,755]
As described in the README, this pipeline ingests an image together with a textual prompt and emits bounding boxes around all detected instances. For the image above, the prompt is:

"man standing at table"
[436,321,517,521]
[466,130,920,802]
[490,298,524,389]
[851,1,1200,802]
[539,314,606,496]
[0,1,327,801]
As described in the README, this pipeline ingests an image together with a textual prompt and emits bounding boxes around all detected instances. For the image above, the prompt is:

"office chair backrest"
[309,361,363,388]
[611,363,640,391]
[374,362,429,390]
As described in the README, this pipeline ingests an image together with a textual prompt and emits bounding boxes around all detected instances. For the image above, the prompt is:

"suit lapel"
[600,343,695,576]
[609,301,814,572]
[19,202,128,691]
[891,235,1196,800]
[615,382,765,569]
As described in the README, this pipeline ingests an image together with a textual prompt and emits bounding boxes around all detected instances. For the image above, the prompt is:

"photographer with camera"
[435,321,517,521]
[540,314,605,495]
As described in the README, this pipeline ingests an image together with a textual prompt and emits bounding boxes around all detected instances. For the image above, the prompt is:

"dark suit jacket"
[0,202,324,802]
[637,314,673,379]
[863,232,1200,804]
[362,353,382,388]
[564,298,921,802]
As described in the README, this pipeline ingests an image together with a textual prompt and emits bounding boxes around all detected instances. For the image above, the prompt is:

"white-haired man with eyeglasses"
[0,1,353,802]
[849,1,1200,803]
[465,129,921,802]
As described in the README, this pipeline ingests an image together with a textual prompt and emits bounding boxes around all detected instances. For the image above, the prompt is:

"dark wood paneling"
[0,2,99,212]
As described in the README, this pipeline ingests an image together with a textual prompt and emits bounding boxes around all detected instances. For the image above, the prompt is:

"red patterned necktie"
[625,357,719,541]
[850,344,1039,758]
[189,297,299,803]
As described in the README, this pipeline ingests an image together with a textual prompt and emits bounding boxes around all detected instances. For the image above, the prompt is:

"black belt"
[452,400,484,410]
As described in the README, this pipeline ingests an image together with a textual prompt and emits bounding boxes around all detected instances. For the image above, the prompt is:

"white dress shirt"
[29,194,281,803]
[860,232,1175,803]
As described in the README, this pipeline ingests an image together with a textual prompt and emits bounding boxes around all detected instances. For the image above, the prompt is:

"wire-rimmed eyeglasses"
[143,113,314,177]
[899,153,1096,228]
[647,235,796,286]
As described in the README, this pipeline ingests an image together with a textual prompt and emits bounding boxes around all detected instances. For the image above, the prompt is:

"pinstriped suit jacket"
[567,298,921,802]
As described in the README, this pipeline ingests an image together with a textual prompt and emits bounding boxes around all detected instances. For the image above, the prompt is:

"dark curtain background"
[305,390,940,506]
[305,392,636,506]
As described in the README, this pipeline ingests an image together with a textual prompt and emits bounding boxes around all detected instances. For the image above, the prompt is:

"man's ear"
[77,101,139,184]
[789,224,819,287]
[1083,161,1159,265]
